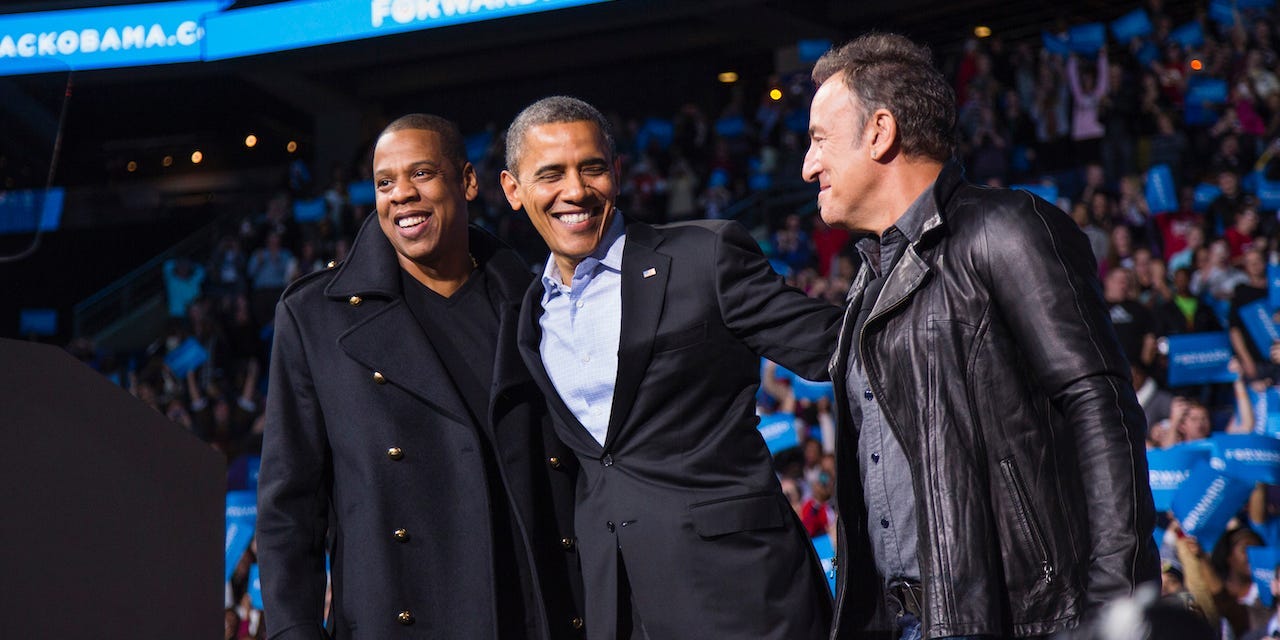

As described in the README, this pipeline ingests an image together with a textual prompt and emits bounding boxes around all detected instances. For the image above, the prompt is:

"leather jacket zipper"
[1000,458,1056,585]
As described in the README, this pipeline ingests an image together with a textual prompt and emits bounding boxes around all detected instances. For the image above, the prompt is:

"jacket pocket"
[999,457,1056,585]
[689,491,785,538]
[652,321,707,353]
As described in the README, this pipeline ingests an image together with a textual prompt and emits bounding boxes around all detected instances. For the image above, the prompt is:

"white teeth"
[397,215,426,228]
[557,213,590,224]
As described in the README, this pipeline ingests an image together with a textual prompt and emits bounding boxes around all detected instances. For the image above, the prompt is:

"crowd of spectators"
[55,1,1280,636]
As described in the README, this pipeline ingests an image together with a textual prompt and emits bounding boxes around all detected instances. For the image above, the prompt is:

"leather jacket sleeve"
[977,191,1159,609]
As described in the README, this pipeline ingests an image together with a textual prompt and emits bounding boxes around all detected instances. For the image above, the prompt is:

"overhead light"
[245,134,258,148]
[162,155,174,167]
[191,150,203,164]
[769,88,783,101]
[974,26,992,38]
[1190,58,1203,71]
[126,161,137,172]
[718,71,739,84]
[286,140,298,153]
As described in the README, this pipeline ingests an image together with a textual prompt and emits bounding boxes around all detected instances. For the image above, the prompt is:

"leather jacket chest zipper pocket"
[999,457,1056,585]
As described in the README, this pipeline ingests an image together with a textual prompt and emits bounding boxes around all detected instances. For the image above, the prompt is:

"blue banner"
[757,412,799,454]
[463,130,491,164]
[225,490,257,581]
[1146,164,1177,214]
[715,115,747,138]
[1209,0,1237,25]
[1011,183,1059,204]
[1211,433,1280,484]
[791,377,836,403]
[164,336,209,377]
[248,563,264,610]
[811,533,837,595]
[1041,31,1071,57]
[635,118,674,152]
[292,196,326,223]
[1166,332,1237,387]
[0,188,64,235]
[1240,0,1277,8]
[1148,444,1213,512]
[228,454,261,491]
[1170,21,1205,49]
[1269,265,1280,311]
[1185,76,1227,127]
[1249,547,1279,608]
[1194,183,1222,212]
[1172,461,1254,552]
[0,1,224,76]
[1248,387,1280,436]
[1111,9,1153,42]
[17,308,57,336]
[797,38,832,64]
[1137,41,1159,67]
[1257,173,1280,211]
[1067,23,1106,54]
[1240,299,1280,354]
[347,180,374,207]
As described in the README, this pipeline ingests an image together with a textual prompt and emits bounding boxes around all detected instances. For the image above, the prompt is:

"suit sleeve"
[980,192,1159,609]
[712,220,843,380]
[257,300,332,640]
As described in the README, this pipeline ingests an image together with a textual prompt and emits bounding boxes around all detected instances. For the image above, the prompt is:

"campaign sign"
[1067,23,1105,54]
[1211,433,1280,484]
[347,180,374,207]
[715,115,746,138]
[1185,76,1228,126]
[18,308,56,336]
[1170,21,1205,49]
[812,533,837,595]
[1269,265,1280,311]
[1011,183,1059,204]
[1148,443,1212,512]
[165,336,209,377]
[798,38,832,63]
[635,118,674,152]
[1137,42,1159,67]
[0,187,64,234]
[1257,173,1280,211]
[292,196,326,223]
[225,489,257,581]
[1248,547,1279,608]
[1239,300,1280,355]
[1194,183,1222,212]
[792,377,836,403]
[248,563,264,609]
[1248,387,1280,436]
[1166,332,1237,387]
[1146,165,1177,214]
[757,412,799,454]
[1240,0,1277,8]
[1171,460,1253,552]
[1209,0,1237,25]
[1111,9,1153,42]
[1042,31,1071,57]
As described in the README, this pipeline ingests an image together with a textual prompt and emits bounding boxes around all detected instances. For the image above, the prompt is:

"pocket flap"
[689,492,785,537]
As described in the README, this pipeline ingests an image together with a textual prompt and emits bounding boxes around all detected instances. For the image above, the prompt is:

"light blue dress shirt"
[539,214,626,447]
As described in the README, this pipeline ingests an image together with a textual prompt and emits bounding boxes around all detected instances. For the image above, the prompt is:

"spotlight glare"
[769,88,783,101]
[975,26,992,38]
[162,155,174,167]
[245,134,258,148]
[718,71,739,84]
[286,140,298,153]
[191,150,203,164]
[1190,58,1203,71]
[126,161,137,172]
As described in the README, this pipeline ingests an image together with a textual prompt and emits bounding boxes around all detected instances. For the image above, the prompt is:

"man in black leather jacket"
[803,33,1160,639]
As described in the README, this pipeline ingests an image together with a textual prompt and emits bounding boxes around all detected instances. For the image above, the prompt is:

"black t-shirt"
[1108,300,1155,366]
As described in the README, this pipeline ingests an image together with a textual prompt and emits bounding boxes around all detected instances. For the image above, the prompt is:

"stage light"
[718,71,739,84]
[975,26,992,38]
[1190,59,1203,70]
[286,140,298,153]
[191,150,203,164]
[162,155,174,167]
[126,161,137,172]
[245,134,258,148]
[769,88,783,101]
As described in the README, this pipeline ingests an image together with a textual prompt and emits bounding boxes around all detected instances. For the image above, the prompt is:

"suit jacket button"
[561,537,575,550]
[387,447,404,461]
[601,454,613,467]
[349,295,363,307]
[607,521,615,532]
[397,611,414,625]
[393,528,410,542]
[372,371,387,384]
[549,456,562,469]
[571,617,584,630]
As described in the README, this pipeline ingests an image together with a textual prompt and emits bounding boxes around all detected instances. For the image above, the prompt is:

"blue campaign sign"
[1067,23,1105,54]
[347,180,375,207]
[791,377,835,403]
[464,130,492,163]
[1211,433,1280,484]
[1249,547,1279,608]
[1257,172,1280,211]
[757,412,799,454]
[227,454,262,491]
[17,308,57,336]
[635,118,674,152]
[1239,300,1280,354]
[1111,9,1153,42]
[203,0,614,60]
[225,490,257,581]
[1248,387,1280,436]
[811,534,837,595]
[1011,183,1059,204]
[1166,332,1237,387]
[1137,41,1159,67]
[0,188,63,234]
[292,196,326,223]
[1172,460,1254,552]
[248,564,265,610]
[1145,165,1177,214]
[1147,443,1213,512]
[0,1,225,76]
[1194,183,1221,212]
[1209,0,1237,25]
[715,115,747,138]
[1170,21,1205,49]
[1240,0,1277,8]
[1269,264,1280,310]
[797,38,832,64]
[1041,31,1071,57]
[1185,76,1227,126]
[164,336,209,377]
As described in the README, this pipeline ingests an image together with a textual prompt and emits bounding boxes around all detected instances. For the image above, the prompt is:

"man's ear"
[867,108,898,161]
[499,170,522,211]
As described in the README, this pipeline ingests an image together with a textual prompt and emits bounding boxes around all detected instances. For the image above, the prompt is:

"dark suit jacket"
[258,214,582,639]
[518,219,841,640]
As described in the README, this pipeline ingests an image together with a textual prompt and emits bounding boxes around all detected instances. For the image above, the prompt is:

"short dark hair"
[812,33,957,162]
[504,96,615,176]
[379,113,468,170]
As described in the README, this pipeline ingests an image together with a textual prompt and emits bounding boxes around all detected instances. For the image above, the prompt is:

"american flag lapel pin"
[642,267,657,278]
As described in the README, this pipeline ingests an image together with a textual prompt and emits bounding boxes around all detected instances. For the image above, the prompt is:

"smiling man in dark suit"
[500,96,842,639]
[257,113,581,639]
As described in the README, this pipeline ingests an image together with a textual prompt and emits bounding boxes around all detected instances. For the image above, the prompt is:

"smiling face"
[501,120,618,283]
[803,76,879,232]
[373,128,476,278]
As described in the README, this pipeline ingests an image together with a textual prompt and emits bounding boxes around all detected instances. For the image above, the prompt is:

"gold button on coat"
[348,295,362,306]
[372,371,386,384]
[571,617,584,630]
[397,611,414,625]
[548,456,562,469]
[561,537,575,550]
[326,260,336,269]
[387,447,404,461]
[393,528,409,542]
